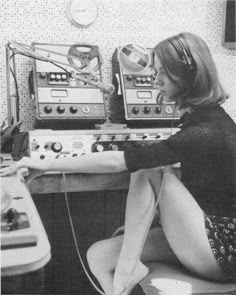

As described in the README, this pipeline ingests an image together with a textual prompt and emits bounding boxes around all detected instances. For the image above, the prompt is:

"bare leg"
[87,167,226,295]
[113,168,164,295]
[87,234,122,295]
[87,168,177,295]
[157,168,226,281]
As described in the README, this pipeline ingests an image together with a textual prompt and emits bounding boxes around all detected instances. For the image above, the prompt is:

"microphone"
[70,72,115,95]
[95,82,115,95]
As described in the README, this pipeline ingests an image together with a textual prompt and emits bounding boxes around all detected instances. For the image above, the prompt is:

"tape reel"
[67,44,101,73]
[118,44,150,73]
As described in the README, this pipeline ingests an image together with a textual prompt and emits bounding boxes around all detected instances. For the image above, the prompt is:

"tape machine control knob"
[51,142,63,153]
[143,106,151,114]
[70,106,78,114]
[132,107,139,114]
[50,73,56,80]
[57,106,65,114]
[44,106,53,114]
[155,106,162,114]
[127,75,133,81]
[56,74,61,81]
[40,72,47,79]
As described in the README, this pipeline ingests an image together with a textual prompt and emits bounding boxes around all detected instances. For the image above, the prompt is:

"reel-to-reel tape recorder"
[110,44,181,127]
[30,43,108,128]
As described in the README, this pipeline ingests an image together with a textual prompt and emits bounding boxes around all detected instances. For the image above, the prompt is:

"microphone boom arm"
[7,41,114,95]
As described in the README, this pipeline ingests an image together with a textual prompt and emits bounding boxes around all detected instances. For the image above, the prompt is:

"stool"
[134,262,236,295]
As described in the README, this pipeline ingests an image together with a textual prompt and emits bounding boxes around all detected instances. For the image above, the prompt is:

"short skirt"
[204,214,236,282]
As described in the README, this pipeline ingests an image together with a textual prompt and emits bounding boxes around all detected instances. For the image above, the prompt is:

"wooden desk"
[28,167,181,194]
[28,171,131,194]
[1,175,51,277]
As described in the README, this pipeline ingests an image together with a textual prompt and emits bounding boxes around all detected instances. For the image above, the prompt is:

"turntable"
[1,154,37,250]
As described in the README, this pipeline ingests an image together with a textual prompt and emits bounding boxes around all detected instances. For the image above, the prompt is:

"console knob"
[57,106,65,114]
[40,154,45,159]
[51,142,62,153]
[70,106,78,114]
[143,106,151,114]
[44,106,53,114]
[96,144,104,152]
[132,107,139,114]
[111,144,119,151]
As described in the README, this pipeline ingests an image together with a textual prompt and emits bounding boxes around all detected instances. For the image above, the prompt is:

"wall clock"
[66,0,98,28]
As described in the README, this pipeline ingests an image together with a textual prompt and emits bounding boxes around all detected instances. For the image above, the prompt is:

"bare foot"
[113,261,149,295]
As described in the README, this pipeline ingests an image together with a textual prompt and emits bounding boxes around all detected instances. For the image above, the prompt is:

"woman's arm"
[0,151,128,177]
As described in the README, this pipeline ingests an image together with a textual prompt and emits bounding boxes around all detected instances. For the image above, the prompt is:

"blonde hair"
[154,32,228,108]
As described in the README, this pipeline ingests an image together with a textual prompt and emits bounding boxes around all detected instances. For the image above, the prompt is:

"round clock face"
[67,0,98,28]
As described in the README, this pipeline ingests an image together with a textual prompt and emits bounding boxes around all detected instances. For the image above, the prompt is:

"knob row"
[126,75,153,83]
[44,105,90,114]
[131,105,175,115]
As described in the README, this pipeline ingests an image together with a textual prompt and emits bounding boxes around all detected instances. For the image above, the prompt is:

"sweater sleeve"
[124,124,220,173]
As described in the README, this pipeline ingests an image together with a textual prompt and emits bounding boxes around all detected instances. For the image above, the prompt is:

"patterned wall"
[0,0,235,131]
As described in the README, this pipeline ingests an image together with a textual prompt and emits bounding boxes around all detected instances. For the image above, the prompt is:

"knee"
[161,169,181,194]
[87,238,118,273]
[87,240,105,268]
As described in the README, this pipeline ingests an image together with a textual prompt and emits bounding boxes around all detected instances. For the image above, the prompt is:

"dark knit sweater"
[124,104,236,216]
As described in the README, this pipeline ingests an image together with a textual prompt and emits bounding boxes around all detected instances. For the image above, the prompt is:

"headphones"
[168,36,195,71]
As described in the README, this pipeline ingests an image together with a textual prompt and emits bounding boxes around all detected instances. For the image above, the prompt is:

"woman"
[1,32,236,295]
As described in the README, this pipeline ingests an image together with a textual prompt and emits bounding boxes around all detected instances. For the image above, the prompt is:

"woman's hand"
[0,157,45,183]
[0,160,23,177]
